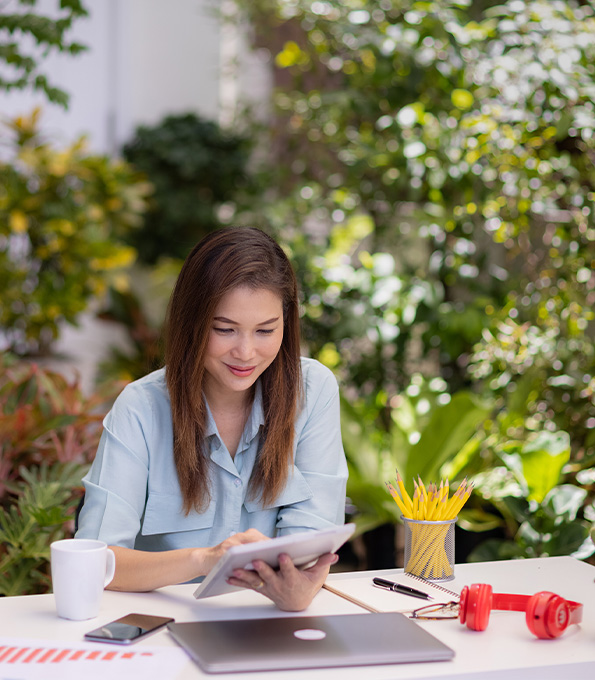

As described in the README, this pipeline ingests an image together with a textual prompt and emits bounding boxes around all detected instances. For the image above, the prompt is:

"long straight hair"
[165,227,302,514]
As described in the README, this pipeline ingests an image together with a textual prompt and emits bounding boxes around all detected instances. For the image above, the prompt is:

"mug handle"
[104,548,116,587]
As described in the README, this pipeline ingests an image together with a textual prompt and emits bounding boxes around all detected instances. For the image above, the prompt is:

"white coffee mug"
[50,538,116,620]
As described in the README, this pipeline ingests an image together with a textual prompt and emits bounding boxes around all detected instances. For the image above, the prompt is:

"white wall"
[1,0,223,154]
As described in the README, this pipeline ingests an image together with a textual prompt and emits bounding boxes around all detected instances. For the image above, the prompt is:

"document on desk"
[325,572,459,613]
[0,637,188,680]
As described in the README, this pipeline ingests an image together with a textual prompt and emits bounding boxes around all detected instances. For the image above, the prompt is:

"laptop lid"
[167,612,454,674]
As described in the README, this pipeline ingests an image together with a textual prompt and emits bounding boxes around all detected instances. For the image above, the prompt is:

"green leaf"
[456,507,504,533]
[542,484,587,523]
[547,521,589,557]
[501,431,570,503]
[404,392,491,486]
[467,538,525,562]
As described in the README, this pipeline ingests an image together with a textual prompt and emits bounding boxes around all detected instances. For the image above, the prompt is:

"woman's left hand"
[226,552,339,611]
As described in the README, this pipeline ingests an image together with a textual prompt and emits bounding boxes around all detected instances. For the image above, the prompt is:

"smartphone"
[84,613,174,645]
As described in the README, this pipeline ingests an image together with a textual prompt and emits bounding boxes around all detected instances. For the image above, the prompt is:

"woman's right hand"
[198,528,270,575]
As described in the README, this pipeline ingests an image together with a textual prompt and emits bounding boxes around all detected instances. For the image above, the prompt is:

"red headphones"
[459,583,583,639]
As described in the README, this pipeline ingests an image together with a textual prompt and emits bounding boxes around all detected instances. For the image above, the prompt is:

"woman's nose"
[231,335,254,359]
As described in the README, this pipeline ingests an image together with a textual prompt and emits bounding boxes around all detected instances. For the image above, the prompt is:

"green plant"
[236,0,595,439]
[0,109,152,355]
[0,463,87,596]
[0,0,88,107]
[453,430,595,562]
[95,257,184,384]
[232,0,595,561]
[342,375,491,536]
[0,353,121,491]
[122,113,250,264]
[0,354,125,594]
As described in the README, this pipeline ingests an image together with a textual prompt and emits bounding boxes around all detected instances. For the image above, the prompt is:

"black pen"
[372,577,434,601]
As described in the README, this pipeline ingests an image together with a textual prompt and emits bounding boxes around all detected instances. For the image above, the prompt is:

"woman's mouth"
[226,364,256,377]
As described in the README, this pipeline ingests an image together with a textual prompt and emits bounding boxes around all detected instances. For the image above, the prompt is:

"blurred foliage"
[96,258,182,383]
[0,463,88,596]
[0,352,122,494]
[0,0,88,107]
[341,374,490,535]
[449,429,595,561]
[230,0,595,559]
[0,353,124,595]
[0,109,152,355]
[121,113,250,264]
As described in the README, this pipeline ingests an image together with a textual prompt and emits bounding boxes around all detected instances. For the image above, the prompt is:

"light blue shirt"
[76,358,348,554]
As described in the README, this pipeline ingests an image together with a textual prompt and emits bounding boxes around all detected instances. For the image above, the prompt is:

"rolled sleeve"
[276,359,348,534]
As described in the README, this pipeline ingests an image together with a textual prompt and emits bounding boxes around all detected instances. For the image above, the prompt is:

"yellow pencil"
[450,483,473,517]
[417,475,427,500]
[442,478,450,507]
[444,478,466,519]
[443,490,460,520]
[412,483,420,519]
[386,482,410,517]
[418,487,427,520]
[435,494,448,520]
[395,471,413,515]
[426,483,439,520]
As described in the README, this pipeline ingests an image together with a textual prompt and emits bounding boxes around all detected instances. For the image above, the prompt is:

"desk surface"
[2,556,595,679]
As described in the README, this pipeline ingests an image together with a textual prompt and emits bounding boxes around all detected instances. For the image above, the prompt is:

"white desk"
[2,556,594,679]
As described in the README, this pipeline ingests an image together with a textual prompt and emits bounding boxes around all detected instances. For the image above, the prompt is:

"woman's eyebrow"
[213,316,280,325]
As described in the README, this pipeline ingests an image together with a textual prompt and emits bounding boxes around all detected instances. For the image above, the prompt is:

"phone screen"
[84,613,174,645]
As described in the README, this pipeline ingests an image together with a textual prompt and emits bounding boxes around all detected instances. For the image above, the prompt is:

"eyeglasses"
[410,600,460,620]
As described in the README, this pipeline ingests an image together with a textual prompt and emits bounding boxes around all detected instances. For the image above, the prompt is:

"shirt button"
[234,478,242,487]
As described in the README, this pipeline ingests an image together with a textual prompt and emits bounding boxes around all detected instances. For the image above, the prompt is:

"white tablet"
[193,523,355,599]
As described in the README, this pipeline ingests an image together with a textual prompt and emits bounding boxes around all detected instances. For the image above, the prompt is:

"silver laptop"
[167,612,454,673]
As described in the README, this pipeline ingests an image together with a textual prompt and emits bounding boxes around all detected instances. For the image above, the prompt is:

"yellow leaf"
[318,343,341,369]
[451,89,474,110]
[275,41,303,68]
[106,197,123,212]
[111,274,130,293]
[9,210,28,233]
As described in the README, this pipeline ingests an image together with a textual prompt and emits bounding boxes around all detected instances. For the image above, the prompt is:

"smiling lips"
[226,364,256,377]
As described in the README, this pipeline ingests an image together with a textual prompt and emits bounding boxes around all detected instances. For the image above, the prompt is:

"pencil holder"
[402,516,456,582]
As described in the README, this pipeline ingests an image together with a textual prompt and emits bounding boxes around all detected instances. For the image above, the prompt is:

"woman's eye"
[257,329,275,335]
[214,327,233,334]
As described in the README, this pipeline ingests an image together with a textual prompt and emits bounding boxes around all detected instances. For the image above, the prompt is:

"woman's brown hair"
[165,227,302,514]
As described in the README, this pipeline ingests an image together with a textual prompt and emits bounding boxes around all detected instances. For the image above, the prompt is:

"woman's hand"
[199,528,270,575]
[226,551,339,611]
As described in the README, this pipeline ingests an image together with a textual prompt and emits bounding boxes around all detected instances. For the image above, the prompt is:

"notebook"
[323,572,460,614]
[167,612,454,673]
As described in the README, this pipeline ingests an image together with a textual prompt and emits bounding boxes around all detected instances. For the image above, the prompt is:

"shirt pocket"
[243,466,313,513]
[141,491,217,536]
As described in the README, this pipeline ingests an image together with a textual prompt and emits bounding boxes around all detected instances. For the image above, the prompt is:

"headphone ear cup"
[526,592,570,639]
[459,585,469,625]
[460,583,493,631]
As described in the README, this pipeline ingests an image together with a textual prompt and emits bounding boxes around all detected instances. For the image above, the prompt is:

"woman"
[76,226,348,611]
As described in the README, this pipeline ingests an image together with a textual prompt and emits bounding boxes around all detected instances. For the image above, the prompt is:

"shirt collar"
[204,380,265,444]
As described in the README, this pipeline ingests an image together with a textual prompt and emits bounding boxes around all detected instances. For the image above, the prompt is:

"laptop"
[167,612,454,673]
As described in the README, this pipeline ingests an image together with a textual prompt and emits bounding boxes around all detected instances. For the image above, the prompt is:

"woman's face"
[203,286,284,402]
